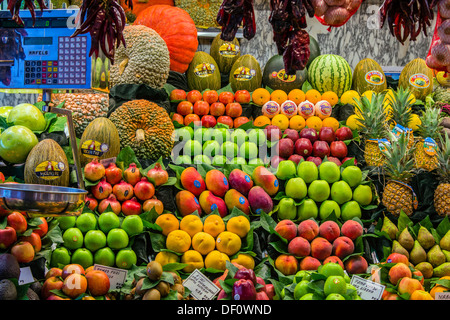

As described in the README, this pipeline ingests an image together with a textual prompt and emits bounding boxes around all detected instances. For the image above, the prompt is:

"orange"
[305,116,322,131]
[271,114,290,131]
[270,89,288,105]
[155,213,180,236]
[204,250,230,270]
[305,89,321,104]
[321,91,339,106]
[289,115,306,131]
[322,117,340,131]
[288,89,306,105]
[253,115,271,127]
[251,88,271,106]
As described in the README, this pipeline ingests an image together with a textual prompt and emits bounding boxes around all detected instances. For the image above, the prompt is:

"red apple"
[187,90,203,104]
[42,276,65,299]
[7,211,27,234]
[265,125,282,141]
[283,128,300,143]
[169,89,187,101]
[335,126,354,141]
[234,90,251,104]
[62,264,85,279]
[300,128,319,144]
[219,91,234,105]
[277,138,294,159]
[210,102,226,117]
[288,154,304,165]
[0,207,11,218]
[20,231,41,252]
[327,156,342,166]
[319,126,336,144]
[330,141,348,158]
[294,138,313,157]
[270,155,285,169]
[217,115,234,128]
[193,100,210,116]
[34,217,48,237]
[62,273,88,299]
[45,267,63,280]
[225,102,243,118]
[11,241,35,263]
[342,157,357,166]
[86,270,110,297]
[265,284,275,300]
[307,156,323,166]
[203,90,219,104]
[0,226,17,249]
[201,115,217,128]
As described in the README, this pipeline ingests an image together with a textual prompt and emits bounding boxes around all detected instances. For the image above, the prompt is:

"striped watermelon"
[307,54,352,97]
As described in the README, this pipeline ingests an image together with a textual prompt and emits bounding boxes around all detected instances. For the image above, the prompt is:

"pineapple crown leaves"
[417,105,443,140]
[381,131,416,182]
[386,87,414,127]
[354,92,389,139]
[436,132,450,183]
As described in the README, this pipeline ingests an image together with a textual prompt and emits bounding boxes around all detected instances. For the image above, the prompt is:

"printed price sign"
[183,269,220,300]
[350,275,385,300]
[93,264,127,290]
[18,267,34,285]
[436,292,450,300]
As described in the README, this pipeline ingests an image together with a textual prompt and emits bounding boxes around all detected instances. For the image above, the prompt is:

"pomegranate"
[232,279,257,300]
[134,177,156,201]
[91,178,112,200]
[105,163,123,185]
[146,163,169,187]
[122,197,142,216]
[312,140,331,158]
[84,159,105,182]
[84,194,98,211]
[98,194,122,215]
[123,163,141,186]
[143,198,164,214]
[113,180,134,202]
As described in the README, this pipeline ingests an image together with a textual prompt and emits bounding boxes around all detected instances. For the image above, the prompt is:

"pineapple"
[354,92,389,166]
[414,105,442,171]
[434,133,450,217]
[381,132,416,216]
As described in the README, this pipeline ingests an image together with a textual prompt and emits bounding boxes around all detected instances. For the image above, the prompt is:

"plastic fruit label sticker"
[424,137,438,156]
[298,101,315,118]
[35,161,66,180]
[233,67,256,81]
[365,71,385,85]
[409,73,430,88]
[194,63,216,78]
[391,124,412,140]
[281,100,298,118]
[271,69,297,83]
[377,138,390,152]
[219,43,240,58]
[81,140,109,158]
[262,101,280,118]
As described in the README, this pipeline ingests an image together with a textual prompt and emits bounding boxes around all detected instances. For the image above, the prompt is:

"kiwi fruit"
[135,277,147,296]
[156,281,170,297]
[171,283,185,296]
[142,288,161,300]
[168,271,182,285]
[146,261,163,281]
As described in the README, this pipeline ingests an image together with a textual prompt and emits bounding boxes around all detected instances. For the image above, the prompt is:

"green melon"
[186,51,221,92]
[210,34,241,74]
[398,58,434,101]
[263,55,307,92]
[307,54,352,97]
[306,35,320,68]
[229,54,262,92]
[352,58,387,95]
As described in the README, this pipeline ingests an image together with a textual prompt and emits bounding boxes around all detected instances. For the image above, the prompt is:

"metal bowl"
[0,184,87,217]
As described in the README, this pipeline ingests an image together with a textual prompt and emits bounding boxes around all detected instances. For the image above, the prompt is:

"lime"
[326,293,346,300]
[184,140,202,157]
[106,228,129,250]
[115,249,137,270]
[62,227,84,250]
[203,140,221,158]
[121,215,144,237]
[50,247,71,268]
[299,293,321,300]
[294,270,311,283]
[352,185,373,206]
[193,154,211,165]
[84,230,107,252]
[248,158,265,166]
[212,155,227,167]
[173,155,192,165]
[71,248,94,269]
[319,262,345,278]
[247,128,266,146]
[324,275,347,296]
[57,216,76,231]
[341,166,362,188]
[231,128,248,146]
[98,211,121,234]
[212,128,231,143]
[175,126,194,141]
[294,280,311,300]
[94,247,115,267]
[227,157,246,165]
[75,212,98,233]
[221,141,238,158]
[239,141,258,160]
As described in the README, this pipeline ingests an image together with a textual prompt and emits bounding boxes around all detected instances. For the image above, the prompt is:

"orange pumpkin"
[134,5,198,74]
[120,0,174,18]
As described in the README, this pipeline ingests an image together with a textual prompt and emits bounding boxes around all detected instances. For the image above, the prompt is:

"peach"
[412,269,424,285]
[388,262,412,285]
[332,236,355,259]
[410,290,433,300]
[323,256,344,269]
[385,252,409,265]
[299,256,321,271]
[297,220,319,241]
[318,220,341,242]
[275,220,297,241]
[287,236,311,257]
[217,115,234,128]
[274,254,299,275]
[383,292,399,300]
[20,231,42,253]
[310,237,332,260]
[7,211,27,233]
[344,255,369,274]
[210,102,226,117]
[184,114,200,126]
[340,220,363,241]
[398,277,424,296]
[193,100,210,116]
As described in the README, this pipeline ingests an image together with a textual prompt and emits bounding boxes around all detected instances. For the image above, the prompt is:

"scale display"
[0,9,92,89]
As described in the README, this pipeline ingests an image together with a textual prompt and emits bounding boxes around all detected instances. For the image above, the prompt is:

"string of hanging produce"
[5,0,47,25]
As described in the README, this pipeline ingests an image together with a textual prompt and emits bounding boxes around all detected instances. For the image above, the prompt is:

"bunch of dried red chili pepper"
[217,0,256,41]
[6,0,47,26]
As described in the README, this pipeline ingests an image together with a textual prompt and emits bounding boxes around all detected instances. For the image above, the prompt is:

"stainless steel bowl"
[0,184,88,217]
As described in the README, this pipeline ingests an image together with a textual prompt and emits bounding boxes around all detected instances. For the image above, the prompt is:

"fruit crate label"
[391,124,412,140]
[233,67,255,81]
[219,43,240,58]
[18,267,34,285]
[194,63,216,78]
[436,292,450,300]
[81,140,109,158]
[272,69,297,83]
[350,275,385,300]
[183,268,220,300]
[365,71,385,85]
[35,160,66,180]
[93,264,127,290]
[377,138,390,152]
[423,137,437,156]
[409,73,430,88]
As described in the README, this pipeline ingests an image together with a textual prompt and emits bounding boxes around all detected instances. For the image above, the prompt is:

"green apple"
[0,125,38,163]
[307,180,330,202]
[319,161,341,184]
[175,126,194,142]
[278,197,297,220]
[221,141,238,158]
[8,103,46,131]
[193,155,211,165]
[228,157,246,165]
[0,106,13,119]
[248,128,267,146]
[352,184,373,206]
[285,177,307,200]
[212,128,231,144]
[248,158,265,166]
[340,200,362,221]
[319,200,341,219]
[276,160,297,180]
[239,141,258,160]
[194,127,212,144]
[297,161,318,184]
[212,155,227,167]
[330,180,353,205]
[231,128,248,146]
[341,166,363,188]
[297,199,318,221]
[173,155,192,165]
[184,139,202,157]
[203,140,221,157]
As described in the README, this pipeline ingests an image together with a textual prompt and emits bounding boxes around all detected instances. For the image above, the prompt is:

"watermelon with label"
[307,54,352,97]
[228,54,262,92]
[306,35,320,68]
[210,34,241,74]
[263,54,307,92]
[186,51,221,92]
[398,58,433,101]
[351,58,387,95]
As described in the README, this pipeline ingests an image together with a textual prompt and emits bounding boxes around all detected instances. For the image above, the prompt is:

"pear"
[417,226,435,250]
[427,244,446,268]
[414,262,434,279]
[381,216,398,240]
[443,250,450,262]
[410,240,427,265]
[398,227,414,251]
[440,230,450,251]
[433,262,450,278]
[392,240,409,259]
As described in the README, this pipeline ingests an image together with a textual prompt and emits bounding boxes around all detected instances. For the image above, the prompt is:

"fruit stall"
[0,0,449,306]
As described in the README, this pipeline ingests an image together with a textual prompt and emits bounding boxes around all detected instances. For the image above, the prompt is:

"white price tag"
[183,269,220,300]
[18,267,35,285]
[350,275,385,300]
[436,292,450,300]
[93,264,127,290]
